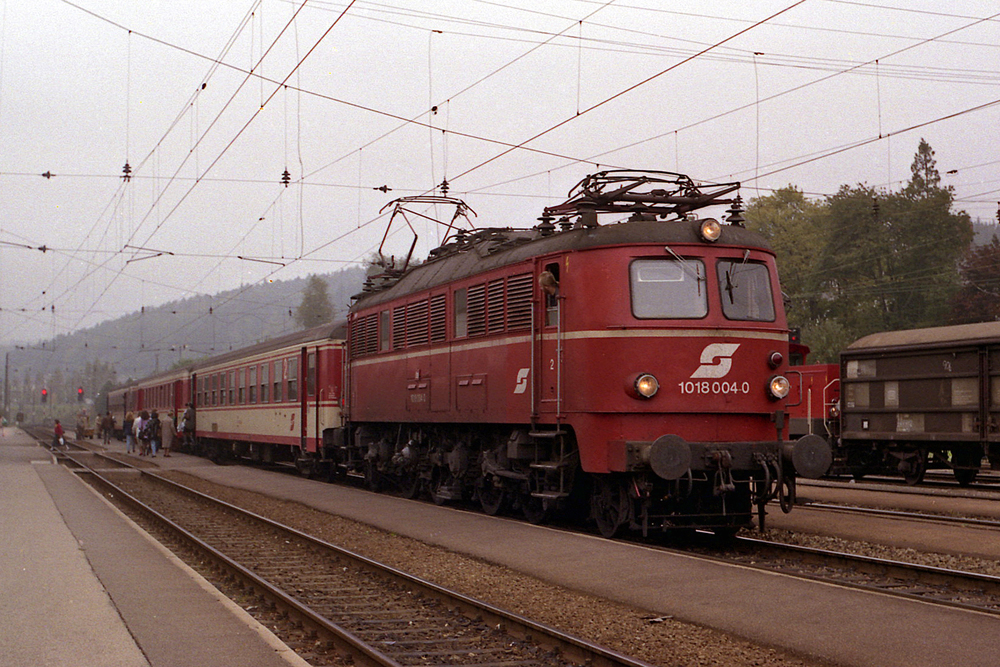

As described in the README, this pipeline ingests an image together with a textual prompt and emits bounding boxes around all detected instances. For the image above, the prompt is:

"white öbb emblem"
[513,368,530,394]
[690,343,740,379]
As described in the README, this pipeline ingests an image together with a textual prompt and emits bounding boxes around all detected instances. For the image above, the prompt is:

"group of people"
[121,409,175,457]
[50,405,193,457]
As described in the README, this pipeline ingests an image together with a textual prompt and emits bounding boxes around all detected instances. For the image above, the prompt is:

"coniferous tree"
[295,275,335,329]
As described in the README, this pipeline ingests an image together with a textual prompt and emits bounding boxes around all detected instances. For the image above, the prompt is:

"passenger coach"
[188,322,347,474]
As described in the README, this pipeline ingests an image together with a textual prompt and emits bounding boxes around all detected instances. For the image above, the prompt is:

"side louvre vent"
[506,273,533,331]
[487,279,505,334]
[430,294,447,343]
[392,305,406,350]
[406,300,429,347]
[467,284,486,337]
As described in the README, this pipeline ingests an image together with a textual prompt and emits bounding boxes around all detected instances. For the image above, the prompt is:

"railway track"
[47,443,656,667]
[795,500,1000,530]
[722,535,1000,615]
[34,428,1000,648]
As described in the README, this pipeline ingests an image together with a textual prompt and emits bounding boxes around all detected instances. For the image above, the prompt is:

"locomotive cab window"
[717,259,776,322]
[541,263,560,327]
[630,258,707,319]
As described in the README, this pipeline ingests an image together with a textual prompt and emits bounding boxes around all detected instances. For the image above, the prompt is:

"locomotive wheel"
[399,470,422,499]
[364,459,382,492]
[477,474,507,516]
[592,476,629,539]
[521,494,550,524]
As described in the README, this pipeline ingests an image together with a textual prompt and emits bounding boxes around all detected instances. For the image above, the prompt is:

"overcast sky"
[1,0,997,347]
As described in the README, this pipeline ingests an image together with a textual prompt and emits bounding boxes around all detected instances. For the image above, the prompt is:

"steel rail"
[730,534,1000,616]
[58,450,657,667]
[796,501,1000,529]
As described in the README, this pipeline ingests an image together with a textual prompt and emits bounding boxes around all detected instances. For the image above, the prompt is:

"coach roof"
[847,321,1000,353]
[189,320,347,372]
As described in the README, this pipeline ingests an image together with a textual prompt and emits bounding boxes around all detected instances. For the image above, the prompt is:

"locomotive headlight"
[698,218,722,242]
[634,373,660,399]
[768,375,791,400]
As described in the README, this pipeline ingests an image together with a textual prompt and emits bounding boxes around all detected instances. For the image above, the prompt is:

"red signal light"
[41,388,48,403]
[77,387,84,402]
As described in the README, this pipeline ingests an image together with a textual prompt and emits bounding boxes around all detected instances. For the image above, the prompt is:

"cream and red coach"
[187,323,346,471]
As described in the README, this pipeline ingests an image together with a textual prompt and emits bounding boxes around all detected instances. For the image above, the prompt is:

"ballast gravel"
[161,471,835,667]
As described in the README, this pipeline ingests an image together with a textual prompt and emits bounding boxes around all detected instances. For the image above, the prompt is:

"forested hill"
[5,266,366,390]
[973,221,999,245]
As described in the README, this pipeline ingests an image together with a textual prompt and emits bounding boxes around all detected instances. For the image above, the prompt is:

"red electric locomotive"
[344,171,831,536]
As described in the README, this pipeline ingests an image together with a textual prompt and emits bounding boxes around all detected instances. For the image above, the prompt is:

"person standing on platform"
[136,410,149,456]
[53,420,64,449]
[123,411,136,454]
[182,402,195,451]
[161,411,175,457]
[148,410,162,457]
[101,412,113,445]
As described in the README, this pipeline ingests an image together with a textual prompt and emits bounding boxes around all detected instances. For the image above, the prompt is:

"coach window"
[454,288,468,338]
[219,373,227,406]
[197,377,205,407]
[287,357,298,401]
[541,263,560,327]
[238,368,246,404]
[379,311,390,352]
[307,352,317,397]
[229,371,236,404]
[249,366,257,403]
[717,259,776,322]
[630,258,708,319]
[211,374,217,406]
[273,361,282,402]
[260,363,269,403]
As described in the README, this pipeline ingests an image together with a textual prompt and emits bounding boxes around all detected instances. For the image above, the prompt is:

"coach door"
[988,344,1000,461]
[536,258,564,417]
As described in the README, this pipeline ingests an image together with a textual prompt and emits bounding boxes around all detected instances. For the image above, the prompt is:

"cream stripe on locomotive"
[350,328,788,368]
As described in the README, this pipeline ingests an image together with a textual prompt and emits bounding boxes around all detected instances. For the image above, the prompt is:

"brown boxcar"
[839,321,1000,485]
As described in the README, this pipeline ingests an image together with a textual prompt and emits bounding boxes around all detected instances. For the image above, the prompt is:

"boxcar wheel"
[951,448,980,487]
[901,449,927,485]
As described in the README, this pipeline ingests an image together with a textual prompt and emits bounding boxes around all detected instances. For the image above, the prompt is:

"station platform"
[0,427,306,667]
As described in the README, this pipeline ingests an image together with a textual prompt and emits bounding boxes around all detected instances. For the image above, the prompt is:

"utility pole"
[3,351,9,419]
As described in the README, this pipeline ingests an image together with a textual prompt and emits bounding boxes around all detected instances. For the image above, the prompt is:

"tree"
[745,186,823,316]
[295,275,335,329]
[950,237,1000,323]
[745,141,974,362]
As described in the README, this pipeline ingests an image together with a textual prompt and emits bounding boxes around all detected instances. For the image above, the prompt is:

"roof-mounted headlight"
[697,218,722,243]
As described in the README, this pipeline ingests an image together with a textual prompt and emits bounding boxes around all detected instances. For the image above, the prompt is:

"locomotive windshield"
[717,260,775,322]
[630,257,776,321]
[630,259,707,318]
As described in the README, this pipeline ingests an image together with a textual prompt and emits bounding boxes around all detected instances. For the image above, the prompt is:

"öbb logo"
[690,343,740,379]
